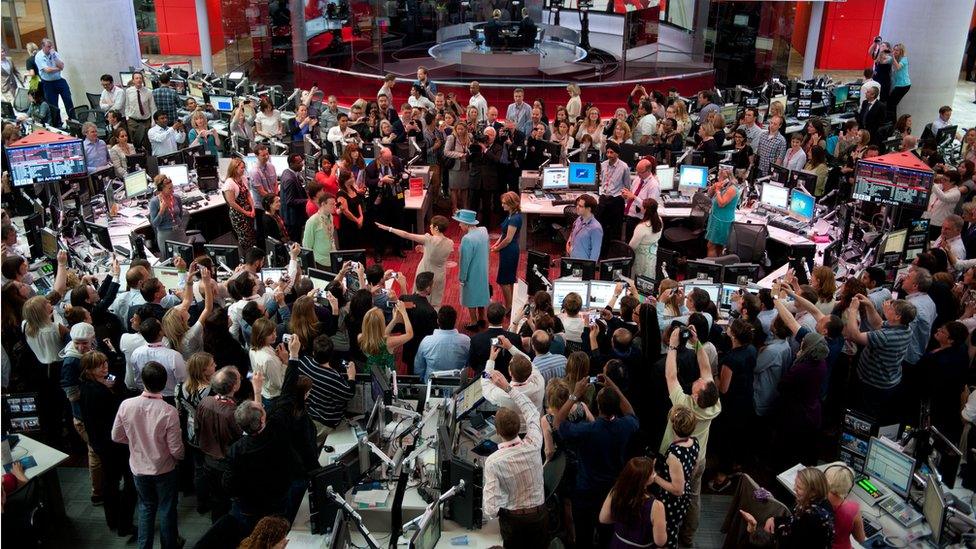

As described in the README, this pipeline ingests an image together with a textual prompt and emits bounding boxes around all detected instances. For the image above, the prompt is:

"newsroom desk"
[6,435,70,520]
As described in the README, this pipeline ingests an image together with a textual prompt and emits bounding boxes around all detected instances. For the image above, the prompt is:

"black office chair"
[86,92,102,110]
[602,239,636,263]
[542,451,567,539]
[726,221,768,264]
[661,192,710,259]
[552,204,578,243]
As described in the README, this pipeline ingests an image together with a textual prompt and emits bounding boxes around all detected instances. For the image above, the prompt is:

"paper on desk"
[777,463,805,492]
[353,489,389,506]
[285,532,328,549]
[117,207,145,218]
[109,227,134,237]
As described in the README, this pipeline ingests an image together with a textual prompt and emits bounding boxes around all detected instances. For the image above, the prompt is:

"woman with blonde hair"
[358,303,413,382]
[576,106,606,153]
[175,351,216,514]
[608,120,632,146]
[490,192,523,312]
[653,405,700,547]
[249,317,288,405]
[222,157,256,253]
[444,121,473,212]
[188,109,221,157]
[741,467,834,546]
[376,215,453,307]
[824,464,866,548]
[566,83,582,123]
[22,295,69,366]
[810,266,838,314]
[672,100,692,138]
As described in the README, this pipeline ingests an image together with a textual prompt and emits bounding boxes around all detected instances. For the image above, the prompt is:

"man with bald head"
[622,157,661,235]
[530,329,567,384]
[364,147,408,259]
[468,81,488,122]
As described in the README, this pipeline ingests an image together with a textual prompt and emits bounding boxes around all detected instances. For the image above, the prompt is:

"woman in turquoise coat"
[456,209,490,331]
[704,167,740,257]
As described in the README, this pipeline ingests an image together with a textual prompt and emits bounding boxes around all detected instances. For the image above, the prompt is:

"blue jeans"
[133,470,179,549]
[41,77,73,127]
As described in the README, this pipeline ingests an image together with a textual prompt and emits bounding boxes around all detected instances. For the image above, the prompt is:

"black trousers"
[598,195,625,247]
[887,85,911,119]
[98,448,137,534]
[203,456,231,523]
[499,506,548,548]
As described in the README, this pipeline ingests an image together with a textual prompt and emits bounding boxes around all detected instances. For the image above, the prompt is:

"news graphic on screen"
[852,161,933,209]
[8,139,87,186]
[568,163,597,186]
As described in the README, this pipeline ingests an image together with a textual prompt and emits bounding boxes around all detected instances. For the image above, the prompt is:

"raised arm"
[385,301,414,351]
[854,293,883,330]
[843,300,869,346]
[665,328,682,395]
[52,250,69,296]
[772,284,802,335]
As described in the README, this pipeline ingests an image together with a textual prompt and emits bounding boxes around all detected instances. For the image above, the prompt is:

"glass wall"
[1,0,53,52]
[706,0,795,87]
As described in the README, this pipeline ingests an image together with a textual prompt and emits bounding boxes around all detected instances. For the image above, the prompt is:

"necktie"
[626,179,645,215]
[137,88,145,117]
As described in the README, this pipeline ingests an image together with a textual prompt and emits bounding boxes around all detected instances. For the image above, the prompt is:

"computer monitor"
[587,280,617,311]
[718,104,739,127]
[599,257,633,281]
[165,240,194,265]
[847,84,860,100]
[542,166,569,190]
[567,162,597,187]
[210,95,234,112]
[686,260,723,283]
[678,165,708,194]
[124,170,150,199]
[269,155,290,175]
[833,86,849,108]
[879,228,907,257]
[158,164,189,187]
[864,436,916,498]
[719,284,758,310]
[4,393,41,433]
[770,163,790,185]
[204,244,241,270]
[923,474,947,545]
[789,189,816,222]
[723,263,760,285]
[7,139,87,186]
[187,79,205,100]
[85,221,112,251]
[410,503,442,549]
[39,228,58,260]
[454,378,484,421]
[126,153,148,173]
[559,257,596,280]
[552,279,589,309]
[657,248,677,280]
[760,182,789,210]
[119,71,136,86]
[656,166,676,192]
[682,282,720,305]
[935,125,957,149]
[618,143,656,168]
[790,170,819,197]
[156,150,185,167]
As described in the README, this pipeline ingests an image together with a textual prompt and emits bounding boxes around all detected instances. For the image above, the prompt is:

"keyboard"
[878,496,923,527]
[862,516,881,538]
[662,194,693,207]
[552,199,575,206]
[182,194,205,206]
[113,245,131,258]
[767,216,809,234]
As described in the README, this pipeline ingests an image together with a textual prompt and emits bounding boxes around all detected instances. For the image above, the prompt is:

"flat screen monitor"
[789,189,816,222]
[864,436,915,498]
[790,170,819,196]
[852,160,933,209]
[682,282,720,305]
[269,155,289,175]
[760,182,789,210]
[227,71,245,81]
[881,228,907,256]
[770,163,790,185]
[4,393,41,433]
[158,164,189,187]
[210,95,234,112]
[567,162,597,186]
[39,228,58,260]
[678,165,708,192]
[124,170,150,199]
[8,139,87,186]
[587,281,616,311]
[617,143,655,168]
[653,166,675,193]
[204,244,241,270]
[298,248,316,270]
[187,79,205,100]
[410,503,442,549]
[833,86,849,107]
[559,257,596,280]
[165,240,194,265]
[719,284,758,310]
[686,260,723,283]
[119,71,136,86]
[126,153,148,173]
[542,166,569,190]
[552,279,589,309]
[847,84,860,99]
[599,257,633,281]
[156,149,185,167]
[718,104,739,127]
[723,263,760,285]
[923,474,946,545]
[85,221,112,251]
[454,378,483,421]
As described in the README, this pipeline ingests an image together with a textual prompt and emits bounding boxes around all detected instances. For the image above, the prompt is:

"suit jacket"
[469,327,524,378]
[485,20,502,48]
[280,168,308,228]
[518,17,537,47]
[964,222,976,261]
[363,156,406,210]
[859,100,886,145]
[399,293,437,373]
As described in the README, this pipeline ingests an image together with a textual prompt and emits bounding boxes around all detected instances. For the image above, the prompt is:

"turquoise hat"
[452,209,479,225]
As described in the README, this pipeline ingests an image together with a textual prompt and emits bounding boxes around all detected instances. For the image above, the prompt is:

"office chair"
[552,204,578,243]
[542,451,567,539]
[86,92,102,110]
[602,239,635,263]
[12,88,30,112]
[726,221,768,264]
[661,192,709,259]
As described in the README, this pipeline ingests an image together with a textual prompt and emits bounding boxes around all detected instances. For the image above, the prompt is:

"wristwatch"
[569,394,579,402]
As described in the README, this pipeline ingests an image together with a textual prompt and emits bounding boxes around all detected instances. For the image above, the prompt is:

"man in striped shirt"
[481,370,547,547]
[285,334,356,445]
[530,330,567,385]
[845,296,916,422]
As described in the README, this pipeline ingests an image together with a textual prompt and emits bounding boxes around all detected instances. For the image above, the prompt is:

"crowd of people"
[3,30,976,549]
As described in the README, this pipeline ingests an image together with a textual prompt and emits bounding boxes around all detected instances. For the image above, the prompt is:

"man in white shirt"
[110,265,149,328]
[377,73,396,102]
[481,339,544,424]
[736,107,763,151]
[935,214,968,262]
[326,113,361,154]
[859,68,881,106]
[481,370,547,547]
[147,111,186,156]
[99,74,125,112]
[631,99,658,145]
[468,81,488,122]
[123,72,156,151]
[129,317,187,398]
[622,158,661,234]
[923,173,962,234]
[932,105,953,132]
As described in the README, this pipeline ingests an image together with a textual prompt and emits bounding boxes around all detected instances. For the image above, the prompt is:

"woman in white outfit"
[629,198,663,280]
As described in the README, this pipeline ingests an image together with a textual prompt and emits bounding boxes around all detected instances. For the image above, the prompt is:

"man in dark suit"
[398,272,438,373]
[859,87,886,146]
[364,147,408,259]
[279,153,309,242]
[962,203,976,260]
[469,302,524,378]
[518,9,536,49]
[485,10,503,49]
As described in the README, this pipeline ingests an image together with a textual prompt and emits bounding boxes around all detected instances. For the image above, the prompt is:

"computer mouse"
[871,538,887,548]
[322,445,335,453]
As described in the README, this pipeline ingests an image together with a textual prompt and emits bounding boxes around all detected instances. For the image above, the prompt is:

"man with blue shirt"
[506,88,533,137]
[82,122,110,173]
[529,330,566,384]
[598,141,631,245]
[900,267,936,368]
[568,194,603,261]
[35,38,73,127]
[860,266,892,315]
[414,305,471,381]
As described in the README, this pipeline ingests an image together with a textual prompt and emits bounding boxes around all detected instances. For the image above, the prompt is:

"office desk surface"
[9,434,69,481]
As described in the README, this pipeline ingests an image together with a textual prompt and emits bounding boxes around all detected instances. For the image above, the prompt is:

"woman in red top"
[310,156,340,229]
[825,465,866,549]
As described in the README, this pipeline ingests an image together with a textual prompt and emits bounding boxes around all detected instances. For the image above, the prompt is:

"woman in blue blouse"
[888,43,911,118]
[149,174,186,259]
[490,191,522,314]
[187,110,220,157]
[704,167,740,257]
